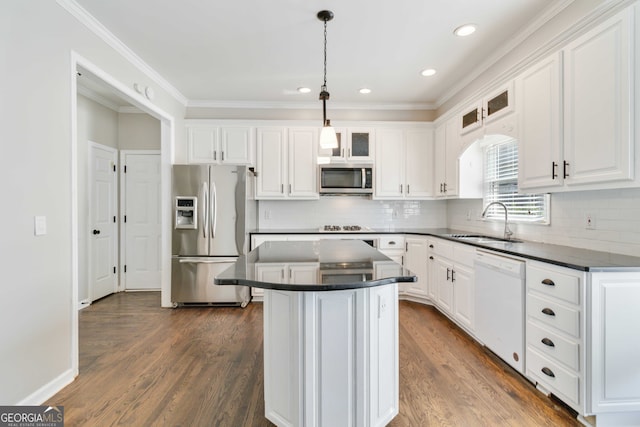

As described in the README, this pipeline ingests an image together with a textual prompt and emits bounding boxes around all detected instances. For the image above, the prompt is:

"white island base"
[263,283,399,427]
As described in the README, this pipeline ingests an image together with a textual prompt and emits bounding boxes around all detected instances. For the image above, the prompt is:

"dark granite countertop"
[215,240,417,291]
[249,228,640,272]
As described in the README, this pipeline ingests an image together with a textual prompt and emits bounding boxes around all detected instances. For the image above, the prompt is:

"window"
[483,138,549,223]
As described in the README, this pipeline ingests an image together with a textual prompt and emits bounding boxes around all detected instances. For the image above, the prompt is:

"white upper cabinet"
[518,8,634,191]
[517,52,563,190]
[255,127,318,200]
[459,82,515,140]
[374,128,434,199]
[434,118,460,197]
[186,123,254,165]
[327,128,374,163]
[563,8,633,186]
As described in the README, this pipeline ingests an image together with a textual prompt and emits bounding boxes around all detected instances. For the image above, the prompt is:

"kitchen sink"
[444,234,523,244]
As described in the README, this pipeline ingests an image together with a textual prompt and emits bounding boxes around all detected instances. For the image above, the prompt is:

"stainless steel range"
[320,225,372,232]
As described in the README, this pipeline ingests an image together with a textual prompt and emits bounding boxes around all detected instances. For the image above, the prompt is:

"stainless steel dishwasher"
[474,250,525,374]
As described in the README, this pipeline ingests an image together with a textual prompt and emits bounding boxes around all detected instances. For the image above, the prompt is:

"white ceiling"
[73,0,564,109]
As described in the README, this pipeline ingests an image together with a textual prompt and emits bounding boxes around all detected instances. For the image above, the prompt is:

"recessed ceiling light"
[297,87,311,93]
[359,88,371,94]
[454,24,477,37]
[421,68,437,77]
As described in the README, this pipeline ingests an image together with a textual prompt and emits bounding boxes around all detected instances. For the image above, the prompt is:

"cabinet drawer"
[527,294,580,337]
[378,235,405,250]
[527,347,580,405]
[430,238,453,259]
[527,263,581,305]
[527,320,579,371]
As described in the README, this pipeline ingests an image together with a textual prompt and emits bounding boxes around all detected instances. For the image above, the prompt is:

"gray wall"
[1,1,184,405]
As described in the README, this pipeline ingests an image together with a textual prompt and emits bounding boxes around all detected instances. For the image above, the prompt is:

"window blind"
[484,139,549,223]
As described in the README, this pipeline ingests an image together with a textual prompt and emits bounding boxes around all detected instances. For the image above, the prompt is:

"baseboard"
[16,369,76,405]
[398,293,433,306]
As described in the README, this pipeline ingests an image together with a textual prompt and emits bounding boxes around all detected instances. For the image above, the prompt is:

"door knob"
[92,229,101,235]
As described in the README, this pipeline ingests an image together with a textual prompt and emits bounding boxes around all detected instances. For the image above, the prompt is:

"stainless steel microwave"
[319,164,373,195]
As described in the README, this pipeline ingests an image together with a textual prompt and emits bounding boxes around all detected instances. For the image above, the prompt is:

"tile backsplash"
[447,188,640,257]
[257,188,640,257]
[258,197,447,230]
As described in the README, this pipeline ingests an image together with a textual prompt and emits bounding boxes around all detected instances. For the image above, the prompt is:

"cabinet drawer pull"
[389,241,396,245]
[541,308,556,316]
[541,338,555,347]
[541,278,555,286]
[541,367,555,378]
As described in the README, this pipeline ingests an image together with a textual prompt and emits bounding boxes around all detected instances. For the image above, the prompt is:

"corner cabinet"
[375,128,434,199]
[403,236,429,301]
[186,123,254,165]
[433,118,459,197]
[518,8,635,191]
[255,127,319,200]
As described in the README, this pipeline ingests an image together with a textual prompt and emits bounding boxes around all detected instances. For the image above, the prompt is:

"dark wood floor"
[47,292,580,426]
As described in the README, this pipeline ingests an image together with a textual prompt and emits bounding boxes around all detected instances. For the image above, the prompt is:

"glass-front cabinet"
[329,128,374,163]
[460,82,514,135]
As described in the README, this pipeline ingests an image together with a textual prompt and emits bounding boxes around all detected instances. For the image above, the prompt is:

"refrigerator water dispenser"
[175,196,197,229]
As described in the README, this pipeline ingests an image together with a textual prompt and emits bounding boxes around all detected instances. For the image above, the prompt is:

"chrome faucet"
[482,202,514,240]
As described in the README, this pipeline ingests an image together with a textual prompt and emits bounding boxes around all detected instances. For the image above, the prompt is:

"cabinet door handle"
[400,184,403,194]
[541,338,555,348]
[563,161,570,178]
[443,182,447,193]
[446,268,451,281]
[440,183,443,193]
[429,256,434,260]
[541,278,555,286]
[451,269,456,282]
[214,151,217,161]
[289,184,292,194]
[407,184,410,194]
[221,151,225,161]
[281,184,284,194]
[541,367,555,378]
[92,229,101,235]
[541,308,556,317]
[552,162,558,179]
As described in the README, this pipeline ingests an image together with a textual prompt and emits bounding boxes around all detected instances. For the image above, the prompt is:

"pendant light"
[317,10,338,150]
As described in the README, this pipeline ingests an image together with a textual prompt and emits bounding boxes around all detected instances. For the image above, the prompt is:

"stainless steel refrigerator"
[171,165,252,307]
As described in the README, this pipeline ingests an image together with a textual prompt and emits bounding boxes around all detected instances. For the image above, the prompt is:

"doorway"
[71,53,175,377]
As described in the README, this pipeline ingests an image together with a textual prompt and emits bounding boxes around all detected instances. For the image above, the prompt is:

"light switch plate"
[34,216,47,236]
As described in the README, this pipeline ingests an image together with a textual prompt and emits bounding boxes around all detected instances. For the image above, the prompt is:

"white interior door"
[121,151,161,290]
[89,142,118,301]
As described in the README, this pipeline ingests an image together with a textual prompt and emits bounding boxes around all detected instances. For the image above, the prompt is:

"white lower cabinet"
[403,237,429,300]
[589,272,640,418]
[430,238,475,332]
[525,261,585,413]
[264,284,398,427]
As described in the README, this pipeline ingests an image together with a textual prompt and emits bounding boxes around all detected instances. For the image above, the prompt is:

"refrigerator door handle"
[211,182,217,238]
[201,182,209,238]
[178,257,237,264]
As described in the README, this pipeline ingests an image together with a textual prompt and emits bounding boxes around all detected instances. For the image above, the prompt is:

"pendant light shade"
[317,10,338,150]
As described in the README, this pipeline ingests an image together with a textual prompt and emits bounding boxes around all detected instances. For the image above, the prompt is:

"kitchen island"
[215,240,416,427]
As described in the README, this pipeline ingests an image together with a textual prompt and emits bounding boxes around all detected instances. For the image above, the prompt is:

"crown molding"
[435,0,637,120]
[434,0,576,109]
[57,0,188,106]
[187,99,436,111]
